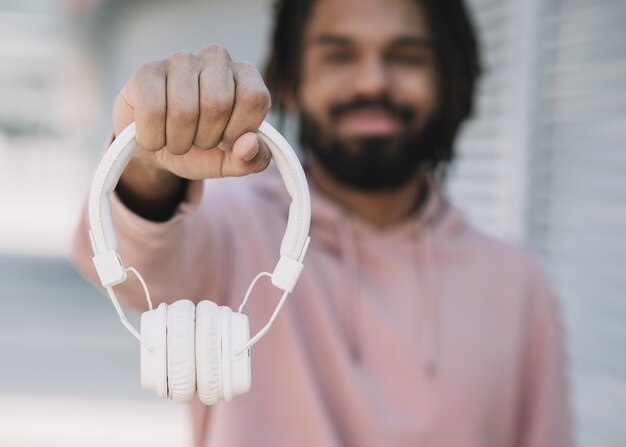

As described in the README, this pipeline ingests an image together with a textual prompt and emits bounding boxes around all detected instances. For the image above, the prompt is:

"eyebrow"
[392,36,433,48]
[310,34,433,48]
[311,34,352,46]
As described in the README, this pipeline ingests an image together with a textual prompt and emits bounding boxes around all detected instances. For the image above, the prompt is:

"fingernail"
[243,148,258,161]
[218,142,230,151]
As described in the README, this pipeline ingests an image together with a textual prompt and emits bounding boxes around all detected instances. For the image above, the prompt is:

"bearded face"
[295,0,440,192]
[299,96,438,191]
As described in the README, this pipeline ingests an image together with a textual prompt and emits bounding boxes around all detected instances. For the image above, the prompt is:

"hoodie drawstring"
[416,225,439,377]
[336,210,441,374]
[337,214,362,363]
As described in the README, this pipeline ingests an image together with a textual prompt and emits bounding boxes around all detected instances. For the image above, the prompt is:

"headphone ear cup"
[195,300,222,405]
[231,311,252,397]
[166,299,197,403]
[140,303,168,399]
[223,308,252,401]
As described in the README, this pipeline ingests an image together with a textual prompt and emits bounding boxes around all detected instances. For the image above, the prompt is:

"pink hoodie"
[71,165,572,447]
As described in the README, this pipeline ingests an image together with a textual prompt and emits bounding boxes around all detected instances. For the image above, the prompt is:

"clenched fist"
[111,45,273,220]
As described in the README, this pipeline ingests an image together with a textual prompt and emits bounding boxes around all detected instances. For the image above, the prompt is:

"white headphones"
[88,121,311,404]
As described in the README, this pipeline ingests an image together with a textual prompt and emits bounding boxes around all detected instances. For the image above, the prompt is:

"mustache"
[329,97,415,124]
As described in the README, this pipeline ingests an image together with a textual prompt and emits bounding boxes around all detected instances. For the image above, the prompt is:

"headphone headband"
[88,121,311,294]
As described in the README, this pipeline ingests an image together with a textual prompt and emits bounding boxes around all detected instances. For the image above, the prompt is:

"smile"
[337,109,403,137]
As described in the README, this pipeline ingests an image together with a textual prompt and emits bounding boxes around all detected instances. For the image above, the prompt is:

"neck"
[307,159,429,229]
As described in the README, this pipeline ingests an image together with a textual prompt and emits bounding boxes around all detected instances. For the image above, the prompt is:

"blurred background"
[0,0,623,445]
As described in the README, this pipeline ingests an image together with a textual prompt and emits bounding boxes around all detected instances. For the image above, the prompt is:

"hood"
[254,163,469,375]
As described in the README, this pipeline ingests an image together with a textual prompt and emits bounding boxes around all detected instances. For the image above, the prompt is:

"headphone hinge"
[92,249,127,287]
[271,255,304,293]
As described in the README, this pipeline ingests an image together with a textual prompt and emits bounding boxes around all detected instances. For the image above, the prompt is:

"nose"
[352,56,390,98]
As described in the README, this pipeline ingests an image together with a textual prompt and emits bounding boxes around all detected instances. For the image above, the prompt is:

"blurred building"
[0,4,95,255]
[0,0,624,446]
[453,2,626,446]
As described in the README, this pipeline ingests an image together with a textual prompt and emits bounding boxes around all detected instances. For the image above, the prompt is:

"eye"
[322,50,355,64]
[387,52,429,66]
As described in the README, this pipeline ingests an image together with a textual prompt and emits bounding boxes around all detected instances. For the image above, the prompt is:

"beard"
[299,97,437,192]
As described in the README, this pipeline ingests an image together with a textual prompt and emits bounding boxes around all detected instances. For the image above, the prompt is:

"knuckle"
[135,60,162,78]
[144,104,166,124]
[140,140,161,152]
[237,61,265,80]
[198,44,231,62]
[165,137,191,154]
[201,93,233,120]
[240,86,271,113]
[131,62,165,91]
[137,133,163,151]
[167,50,193,67]
[169,103,198,125]
[237,60,257,72]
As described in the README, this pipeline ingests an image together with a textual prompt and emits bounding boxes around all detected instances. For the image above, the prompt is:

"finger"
[164,51,200,155]
[193,47,235,149]
[112,89,135,138]
[224,132,272,176]
[221,61,271,148]
[127,62,167,151]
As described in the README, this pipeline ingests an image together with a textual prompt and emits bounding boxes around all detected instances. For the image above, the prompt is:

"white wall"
[456,0,626,445]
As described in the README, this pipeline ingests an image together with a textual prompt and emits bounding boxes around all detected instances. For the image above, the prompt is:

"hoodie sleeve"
[70,178,228,313]
[517,263,574,447]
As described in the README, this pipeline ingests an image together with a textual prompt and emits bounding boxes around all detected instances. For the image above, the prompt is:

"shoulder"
[439,206,554,299]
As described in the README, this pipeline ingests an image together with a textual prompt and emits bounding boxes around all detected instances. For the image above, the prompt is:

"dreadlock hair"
[264,0,482,176]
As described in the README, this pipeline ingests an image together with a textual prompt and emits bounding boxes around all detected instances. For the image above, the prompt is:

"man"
[72,0,572,445]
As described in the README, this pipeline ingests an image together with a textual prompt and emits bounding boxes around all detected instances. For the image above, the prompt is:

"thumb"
[230,132,272,175]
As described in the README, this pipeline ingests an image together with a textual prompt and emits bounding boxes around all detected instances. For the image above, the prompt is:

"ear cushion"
[166,299,197,403]
[196,300,222,405]
[220,306,233,402]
